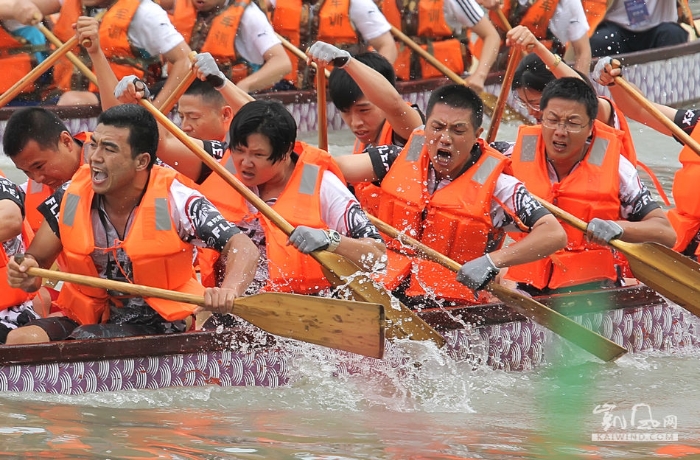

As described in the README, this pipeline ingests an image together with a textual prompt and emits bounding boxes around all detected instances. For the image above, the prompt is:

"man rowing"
[593,57,700,261]
[6,104,259,344]
[338,84,566,304]
[505,78,676,295]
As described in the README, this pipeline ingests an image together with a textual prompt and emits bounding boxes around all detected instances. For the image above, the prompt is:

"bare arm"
[78,16,121,110]
[465,15,500,93]
[7,220,63,293]
[337,58,422,140]
[151,41,194,109]
[235,43,291,93]
[0,199,22,242]
[489,214,567,268]
[569,34,592,75]
[617,208,676,248]
[367,31,397,64]
[218,232,260,296]
[334,153,379,183]
[2,0,43,23]
[334,236,386,272]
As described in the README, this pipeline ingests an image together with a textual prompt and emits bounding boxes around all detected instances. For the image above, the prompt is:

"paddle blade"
[486,283,627,362]
[619,241,700,318]
[233,293,385,359]
[315,251,446,347]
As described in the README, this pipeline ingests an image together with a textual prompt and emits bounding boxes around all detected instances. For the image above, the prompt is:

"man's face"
[516,87,543,121]
[85,124,148,196]
[178,94,231,142]
[339,97,387,146]
[12,132,81,190]
[540,98,594,166]
[192,0,225,12]
[424,104,483,181]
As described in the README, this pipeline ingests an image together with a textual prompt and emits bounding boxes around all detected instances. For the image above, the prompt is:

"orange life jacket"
[264,0,301,84]
[582,0,610,36]
[377,133,508,302]
[171,0,251,83]
[0,170,34,309]
[316,0,358,47]
[506,121,624,289]
[197,141,347,293]
[495,0,559,40]
[56,165,204,325]
[0,26,44,94]
[668,120,700,256]
[374,0,402,29]
[390,0,464,80]
[53,0,153,92]
[351,120,395,216]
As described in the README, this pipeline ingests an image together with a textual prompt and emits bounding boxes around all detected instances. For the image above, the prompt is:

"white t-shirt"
[444,0,485,33]
[236,3,282,65]
[545,0,590,43]
[604,0,678,32]
[268,0,391,42]
[59,0,185,56]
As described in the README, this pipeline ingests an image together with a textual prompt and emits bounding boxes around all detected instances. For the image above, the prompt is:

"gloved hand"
[195,52,226,89]
[307,41,350,67]
[114,75,150,103]
[288,226,330,254]
[456,254,500,291]
[586,218,624,245]
[591,56,621,87]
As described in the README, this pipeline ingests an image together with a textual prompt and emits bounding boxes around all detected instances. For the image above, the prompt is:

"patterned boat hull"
[0,285,697,395]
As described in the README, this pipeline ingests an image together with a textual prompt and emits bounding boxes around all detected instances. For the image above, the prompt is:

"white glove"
[307,41,350,67]
[591,56,617,87]
[195,52,226,89]
[288,226,330,253]
[456,254,500,291]
[113,75,150,102]
[586,218,624,245]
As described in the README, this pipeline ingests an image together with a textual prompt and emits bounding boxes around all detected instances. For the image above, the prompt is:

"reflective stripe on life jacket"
[197,141,347,293]
[56,165,204,325]
[506,121,623,289]
[377,133,508,302]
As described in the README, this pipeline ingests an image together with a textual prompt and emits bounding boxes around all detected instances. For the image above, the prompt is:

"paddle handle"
[495,7,512,31]
[614,76,700,157]
[38,17,103,86]
[277,33,330,78]
[157,52,198,114]
[0,34,79,108]
[26,266,205,306]
[486,47,521,143]
[317,64,328,151]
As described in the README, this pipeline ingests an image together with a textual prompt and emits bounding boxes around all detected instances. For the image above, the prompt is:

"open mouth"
[552,140,568,152]
[434,148,452,166]
[92,167,107,185]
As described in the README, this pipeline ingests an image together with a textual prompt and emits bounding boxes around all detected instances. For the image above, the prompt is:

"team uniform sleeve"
[319,171,383,241]
[37,182,70,238]
[169,179,241,252]
[365,144,402,182]
[673,109,700,144]
[195,140,229,184]
[129,1,187,56]
[348,0,391,41]
[549,0,590,44]
[490,174,551,231]
[0,177,25,218]
[235,4,281,65]
[618,156,661,221]
[443,0,484,32]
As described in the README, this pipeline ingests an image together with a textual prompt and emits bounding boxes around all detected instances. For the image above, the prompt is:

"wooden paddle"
[138,98,445,346]
[613,76,700,156]
[389,26,528,125]
[316,63,329,150]
[157,54,197,114]
[486,47,521,143]
[534,196,700,320]
[276,33,331,78]
[37,24,98,85]
[0,35,79,108]
[23,266,385,358]
[367,215,627,362]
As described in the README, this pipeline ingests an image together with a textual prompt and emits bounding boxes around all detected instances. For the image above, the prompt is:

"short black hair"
[426,84,483,128]
[229,100,296,164]
[182,78,226,107]
[3,107,69,157]
[540,77,599,122]
[96,104,159,168]
[328,52,396,112]
[512,53,554,93]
